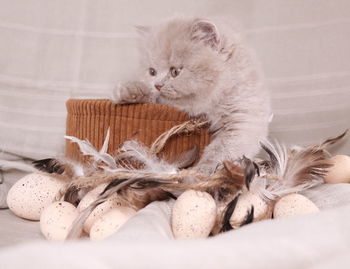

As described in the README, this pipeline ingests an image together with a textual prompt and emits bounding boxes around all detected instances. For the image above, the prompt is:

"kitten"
[112,17,271,176]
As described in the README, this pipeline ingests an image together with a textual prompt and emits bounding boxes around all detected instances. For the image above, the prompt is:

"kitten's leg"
[193,124,267,176]
[111,81,158,104]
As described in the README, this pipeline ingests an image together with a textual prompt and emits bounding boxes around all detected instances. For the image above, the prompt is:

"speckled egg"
[90,207,136,240]
[77,183,126,233]
[40,201,79,240]
[7,173,66,220]
[172,190,217,239]
[324,155,350,184]
[274,193,319,218]
[229,192,271,228]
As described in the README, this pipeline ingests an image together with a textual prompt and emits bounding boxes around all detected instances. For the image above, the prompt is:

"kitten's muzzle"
[155,83,164,91]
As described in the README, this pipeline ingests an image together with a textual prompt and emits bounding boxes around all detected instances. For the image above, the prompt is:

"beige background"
[0,0,349,160]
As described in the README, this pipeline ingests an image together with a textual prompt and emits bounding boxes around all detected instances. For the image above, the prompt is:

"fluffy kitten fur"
[112,17,271,175]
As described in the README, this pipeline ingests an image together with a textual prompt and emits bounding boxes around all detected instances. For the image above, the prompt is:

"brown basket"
[65,99,211,163]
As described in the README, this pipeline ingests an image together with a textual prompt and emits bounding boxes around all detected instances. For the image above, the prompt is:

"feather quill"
[65,128,116,169]
[99,128,111,155]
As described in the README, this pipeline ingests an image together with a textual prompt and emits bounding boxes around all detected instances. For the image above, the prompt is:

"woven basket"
[65,99,211,163]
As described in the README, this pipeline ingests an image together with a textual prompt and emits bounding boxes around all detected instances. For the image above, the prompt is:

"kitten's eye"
[170,66,181,78]
[149,68,157,76]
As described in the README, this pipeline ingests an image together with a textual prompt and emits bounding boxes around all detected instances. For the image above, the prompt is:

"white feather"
[261,139,288,177]
[255,140,325,201]
[249,176,268,197]
[65,133,116,168]
[99,128,110,155]
[120,140,177,174]
[258,179,321,201]
[65,133,176,174]
[68,160,86,177]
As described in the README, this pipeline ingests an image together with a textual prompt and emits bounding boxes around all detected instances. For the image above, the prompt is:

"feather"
[320,129,348,148]
[222,161,245,188]
[283,147,331,186]
[65,162,248,239]
[259,139,333,201]
[170,145,199,169]
[241,156,259,190]
[99,128,110,155]
[118,140,177,174]
[67,175,148,239]
[63,126,346,240]
[33,158,65,174]
[240,206,254,227]
[100,178,129,195]
[253,162,260,177]
[63,186,90,206]
[67,198,106,239]
[65,132,116,168]
[33,157,86,177]
[149,119,209,155]
[259,140,288,177]
[119,188,176,209]
[220,194,240,232]
[259,181,322,201]
[66,182,176,240]
[249,176,268,198]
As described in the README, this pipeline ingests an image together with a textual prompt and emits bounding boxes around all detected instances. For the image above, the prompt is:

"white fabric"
[0,0,349,161]
[0,209,42,248]
[109,200,175,241]
[302,183,350,210]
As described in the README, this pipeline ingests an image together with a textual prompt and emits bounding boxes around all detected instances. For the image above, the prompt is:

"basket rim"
[66,99,191,121]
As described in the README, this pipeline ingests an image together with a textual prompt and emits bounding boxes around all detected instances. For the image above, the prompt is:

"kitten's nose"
[154,83,163,91]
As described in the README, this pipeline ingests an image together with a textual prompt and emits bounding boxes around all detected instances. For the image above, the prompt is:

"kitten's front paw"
[112,81,157,104]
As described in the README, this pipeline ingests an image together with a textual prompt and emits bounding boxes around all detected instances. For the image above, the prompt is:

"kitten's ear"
[134,25,151,37]
[191,20,220,49]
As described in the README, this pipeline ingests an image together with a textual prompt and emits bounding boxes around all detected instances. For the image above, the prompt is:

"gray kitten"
[112,17,271,175]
